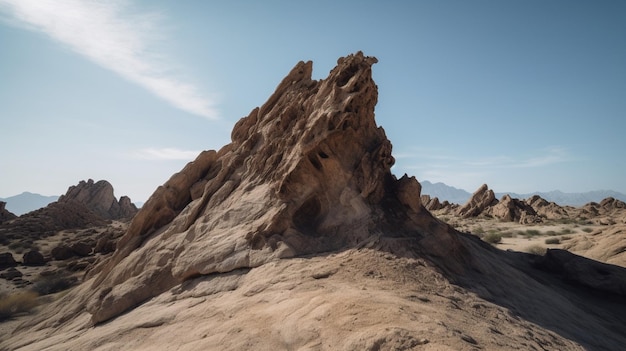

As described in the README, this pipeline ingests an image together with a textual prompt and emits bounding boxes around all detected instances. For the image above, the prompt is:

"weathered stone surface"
[456,184,498,218]
[22,250,46,266]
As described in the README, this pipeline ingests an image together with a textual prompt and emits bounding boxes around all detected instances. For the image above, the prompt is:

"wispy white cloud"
[131,147,200,160]
[0,0,217,119]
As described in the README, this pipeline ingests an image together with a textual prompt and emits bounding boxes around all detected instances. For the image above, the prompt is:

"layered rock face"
[58,179,138,219]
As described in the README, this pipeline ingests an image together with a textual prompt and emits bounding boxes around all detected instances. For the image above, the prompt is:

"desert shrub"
[526,245,546,256]
[0,291,39,321]
[31,275,77,295]
[500,231,514,238]
[545,237,560,245]
[474,226,485,234]
[524,229,541,237]
[582,227,593,233]
[546,230,557,236]
[483,232,503,244]
[560,228,574,235]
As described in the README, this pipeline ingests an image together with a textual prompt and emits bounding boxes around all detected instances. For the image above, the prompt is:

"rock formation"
[4,53,626,351]
[79,52,463,324]
[421,194,456,213]
[525,195,568,220]
[456,184,498,218]
[0,201,16,223]
[58,179,138,219]
[487,194,541,224]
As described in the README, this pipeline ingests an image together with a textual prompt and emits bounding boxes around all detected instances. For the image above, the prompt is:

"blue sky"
[1,0,624,202]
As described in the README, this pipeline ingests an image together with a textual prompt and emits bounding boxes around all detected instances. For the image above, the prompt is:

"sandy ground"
[1,249,596,351]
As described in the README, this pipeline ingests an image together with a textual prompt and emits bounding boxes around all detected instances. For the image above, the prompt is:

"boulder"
[51,245,75,260]
[70,241,93,257]
[22,250,46,266]
[0,252,17,269]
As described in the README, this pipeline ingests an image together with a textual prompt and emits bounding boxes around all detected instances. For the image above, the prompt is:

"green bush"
[524,229,541,237]
[0,291,39,321]
[560,228,574,235]
[545,237,560,245]
[500,231,514,238]
[582,227,593,233]
[31,275,77,295]
[483,232,503,244]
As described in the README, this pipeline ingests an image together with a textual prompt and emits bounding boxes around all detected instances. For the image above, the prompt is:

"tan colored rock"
[488,194,541,223]
[58,179,138,220]
[525,195,568,220]
[456,184,498,218]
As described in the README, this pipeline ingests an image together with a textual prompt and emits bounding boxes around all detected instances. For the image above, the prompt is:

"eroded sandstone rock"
[74,52,463,324]
[456,184,498,218]
[58,179,138,220]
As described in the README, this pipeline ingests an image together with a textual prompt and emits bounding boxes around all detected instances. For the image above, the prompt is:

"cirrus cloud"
[0,0,218,119]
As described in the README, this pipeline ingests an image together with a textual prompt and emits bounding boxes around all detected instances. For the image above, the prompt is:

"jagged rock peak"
[58,179,137,219]
[456,184,498,218]
[73,52,461,325]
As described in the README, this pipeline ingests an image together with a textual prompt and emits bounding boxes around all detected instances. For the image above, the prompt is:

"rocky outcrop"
[80,52,463,324]
[0,201,16,223]
[58,179,138,220]
[22,250,46,266]
[525,195,568,220]
[487,194,542,224]
[16,52,462,326]
[456,184,498,218]
[421,195,457,213]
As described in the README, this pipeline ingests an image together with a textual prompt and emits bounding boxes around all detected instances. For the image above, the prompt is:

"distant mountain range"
[420,180,626,206]
[0,192,59,216]
[2,184,625,216]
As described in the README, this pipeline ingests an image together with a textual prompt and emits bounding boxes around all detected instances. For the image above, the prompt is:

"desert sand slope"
[2,52,625,351]
[0,249,613,351]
